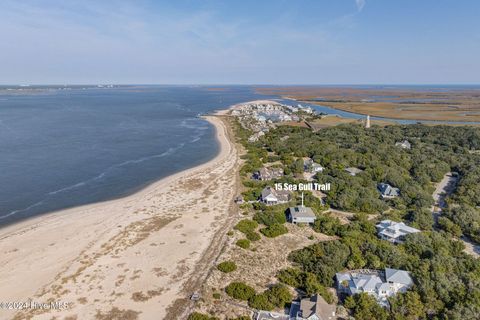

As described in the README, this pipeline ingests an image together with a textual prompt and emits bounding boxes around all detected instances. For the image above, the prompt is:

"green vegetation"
[260,223,288,238]
[233,118,480,318]
[277,268,334,303]
[225,282,255,301]
[236,239,250,249]
[343,294,388,320]
[217,261,237,273]
[312,214,343,236]
[187,312,219,320]
[212,292,221,299]
[235,219,258,234]
[248,284,292,310]
[253,204,287,226]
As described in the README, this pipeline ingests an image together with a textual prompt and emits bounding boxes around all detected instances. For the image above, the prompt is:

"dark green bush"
[225,282,256,301]
[235,219,258,234]
[260,223,288,238]
[236,239,251,249]
[217,261,237,273]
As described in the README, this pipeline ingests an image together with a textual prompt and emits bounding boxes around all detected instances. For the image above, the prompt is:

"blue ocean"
[0,85,268,226]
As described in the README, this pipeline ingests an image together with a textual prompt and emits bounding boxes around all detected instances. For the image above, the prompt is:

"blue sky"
[0,0,479,84]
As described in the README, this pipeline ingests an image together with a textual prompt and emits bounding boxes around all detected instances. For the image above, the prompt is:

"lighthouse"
[365,115,371,128]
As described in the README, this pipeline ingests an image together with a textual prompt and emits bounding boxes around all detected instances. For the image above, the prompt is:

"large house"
[376,220,420,244]
[288,206,316,224]
[260,187,291,205]
[378,183,400,198]
[336,268,413,307]
[295,294,336,320]
[253,167,284,181]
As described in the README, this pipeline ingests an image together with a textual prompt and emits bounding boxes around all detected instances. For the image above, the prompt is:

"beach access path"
[0,115,241,320]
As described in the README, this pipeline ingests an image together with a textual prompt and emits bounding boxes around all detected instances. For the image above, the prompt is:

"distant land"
[256,85,480,122]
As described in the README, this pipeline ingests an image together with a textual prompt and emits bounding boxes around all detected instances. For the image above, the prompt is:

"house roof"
[352,274,383,293]
[376,220,420,238]
[289,206,316,219]
[378,183,400,197]
[261,187,290,202]
[299,294,336,320]
[385,268,413,286]
[345,167,363,175]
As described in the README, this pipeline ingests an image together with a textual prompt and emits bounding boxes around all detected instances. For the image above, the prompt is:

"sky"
[0,0,479,85]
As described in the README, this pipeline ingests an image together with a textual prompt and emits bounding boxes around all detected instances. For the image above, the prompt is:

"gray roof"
[261,187,290,202]
[385,268,413,286]
[378,183,400,197]
[299,294,336,320]
[351,274,383,293]
[289,206,316,219]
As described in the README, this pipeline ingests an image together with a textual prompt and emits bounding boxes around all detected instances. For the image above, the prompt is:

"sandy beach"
[0,115,241,320]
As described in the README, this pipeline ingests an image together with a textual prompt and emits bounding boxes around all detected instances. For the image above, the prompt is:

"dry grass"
[195,223,335,318]
[95,307,141,320]
[256,86,480,122]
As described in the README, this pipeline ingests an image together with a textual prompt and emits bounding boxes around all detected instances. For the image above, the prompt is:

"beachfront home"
[395,140,411,149]
[260,187,291,205]
[253,167,284,181]
[295,294,337,320]
[336,268,413,307]
[345,167,363,176]
[288,206,316,224]
[304,158,324,174]
[376,220,420,244]
[378,183,400,198]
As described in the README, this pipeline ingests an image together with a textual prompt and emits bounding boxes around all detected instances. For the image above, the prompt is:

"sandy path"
[0,115,240,320]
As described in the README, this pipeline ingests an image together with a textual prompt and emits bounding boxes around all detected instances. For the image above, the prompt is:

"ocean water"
[0,85,268,226]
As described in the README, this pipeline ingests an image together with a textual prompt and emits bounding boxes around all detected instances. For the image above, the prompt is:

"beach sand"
[0,115,241,320]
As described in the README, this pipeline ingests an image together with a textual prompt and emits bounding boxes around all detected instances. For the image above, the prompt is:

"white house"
[376,220,420,244]
[336,268,413,307]
[260,187,291,205]
[288,206,316,224]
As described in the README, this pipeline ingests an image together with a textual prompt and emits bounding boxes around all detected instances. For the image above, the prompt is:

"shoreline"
[0,113,241,319]
[0,116,222,230]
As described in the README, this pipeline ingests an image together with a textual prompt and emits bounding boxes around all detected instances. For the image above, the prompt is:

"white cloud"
[356,0,366,12]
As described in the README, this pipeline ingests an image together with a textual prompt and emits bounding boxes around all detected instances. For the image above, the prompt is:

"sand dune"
[0,115,240,320]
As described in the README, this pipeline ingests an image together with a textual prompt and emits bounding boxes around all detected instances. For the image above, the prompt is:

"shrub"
[225,282,256,301]
[277,268,302,287]
[217,261,237,273]
[236,239,251,249]
[246,230,261,241]
[230,316,250,320]
[313,214,342,236]
[265,284,293,308]
[235,219,258,234]
[227,231,234,236]
[248,293,274,310]
[260,223,288,238]
[254,208,287,226]
[188,312,219,320]
[212,292,221,299]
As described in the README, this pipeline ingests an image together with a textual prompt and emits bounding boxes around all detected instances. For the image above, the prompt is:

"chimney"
[301,192,304,207]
